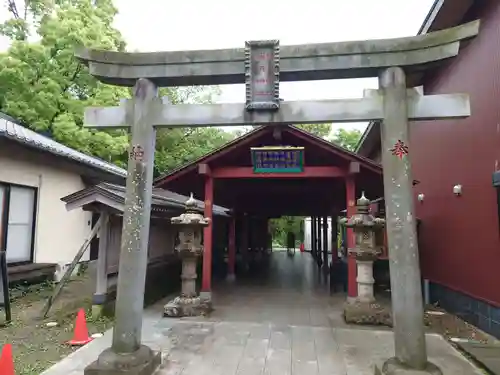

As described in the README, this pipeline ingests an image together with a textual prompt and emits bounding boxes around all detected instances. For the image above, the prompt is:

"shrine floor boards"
[41,252,482,375]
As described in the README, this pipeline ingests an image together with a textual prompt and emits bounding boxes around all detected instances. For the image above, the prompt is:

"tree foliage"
[330,128,362,151]
[269,216,303,246]
[295,123,331,138]
[0,0,233,173]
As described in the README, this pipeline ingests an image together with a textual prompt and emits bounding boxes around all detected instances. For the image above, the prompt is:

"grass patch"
[1,276,114,375]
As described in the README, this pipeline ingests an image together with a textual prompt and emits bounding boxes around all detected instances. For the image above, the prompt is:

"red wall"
[413,0,500,306]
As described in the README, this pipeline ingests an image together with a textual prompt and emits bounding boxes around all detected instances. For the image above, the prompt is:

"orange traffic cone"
[68,309,93,346]
[0,343,15,375]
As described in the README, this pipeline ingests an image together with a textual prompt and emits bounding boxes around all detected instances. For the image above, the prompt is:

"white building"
[0,113,126,281]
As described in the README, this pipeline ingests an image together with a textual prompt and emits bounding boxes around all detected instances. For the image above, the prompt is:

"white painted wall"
[0,143,92,268]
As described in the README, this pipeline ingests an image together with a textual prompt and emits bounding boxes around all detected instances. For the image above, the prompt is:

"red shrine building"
[155,125,383,300]
[357,0,500,338]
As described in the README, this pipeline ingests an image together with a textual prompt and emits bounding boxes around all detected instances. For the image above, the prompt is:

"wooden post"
[241,215,249,271]
[0,251,11,324]
[201,175,214,300]
[316,217,323,267]
[40,216,102,318]
[260,218,266,253]
[314,216,319,263]
[379,67,440,374]
[331,214,338,261]
[345,175,357,300]
[92,212,110,319]
[322,215,329,273]
[227,216,236,282]
[311,216,316,258]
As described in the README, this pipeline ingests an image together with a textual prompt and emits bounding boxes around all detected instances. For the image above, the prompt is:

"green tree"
[154,126,234,177]
[0,0,130,165]
[0,0,234,172]
[295,123,331,138]
[330,128,362,151]
[269,216,304,246]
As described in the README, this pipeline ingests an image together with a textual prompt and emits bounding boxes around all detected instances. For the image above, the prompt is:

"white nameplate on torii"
[84,90,470,129]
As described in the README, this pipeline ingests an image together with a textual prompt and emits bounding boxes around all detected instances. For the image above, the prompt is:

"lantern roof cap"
[357,191,370,206]
[186,193,197,210]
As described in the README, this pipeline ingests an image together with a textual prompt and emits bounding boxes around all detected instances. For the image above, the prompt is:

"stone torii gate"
[78,21,479,375]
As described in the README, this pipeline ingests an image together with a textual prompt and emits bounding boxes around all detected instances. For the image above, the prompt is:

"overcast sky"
[1,0,435,133]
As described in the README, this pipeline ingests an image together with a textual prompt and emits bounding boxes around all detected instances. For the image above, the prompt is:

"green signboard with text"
[251,146,305,173]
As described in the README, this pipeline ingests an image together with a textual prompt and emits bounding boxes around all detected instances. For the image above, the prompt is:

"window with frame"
[0,184,37,265]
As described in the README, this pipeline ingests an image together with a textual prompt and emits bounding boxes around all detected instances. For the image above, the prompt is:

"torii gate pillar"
[84,78,161,374]
[378,67,441,375]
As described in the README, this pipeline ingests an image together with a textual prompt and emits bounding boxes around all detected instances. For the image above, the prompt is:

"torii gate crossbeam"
[78,20,480,375]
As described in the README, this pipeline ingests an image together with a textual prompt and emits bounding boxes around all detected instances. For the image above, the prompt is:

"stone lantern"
[341,192,385,303]
[341,192,391,326]
[164,193,211,317]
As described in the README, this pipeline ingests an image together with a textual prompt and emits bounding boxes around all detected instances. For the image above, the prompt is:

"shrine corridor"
[204,251,347,327]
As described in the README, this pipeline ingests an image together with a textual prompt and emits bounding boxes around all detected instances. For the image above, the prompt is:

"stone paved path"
[42,252,482,375]
[200,251,348,327]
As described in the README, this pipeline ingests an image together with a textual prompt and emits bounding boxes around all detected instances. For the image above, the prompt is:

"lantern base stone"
[375,358,442,375]
[163,295,213,318]
[343,300,392,327]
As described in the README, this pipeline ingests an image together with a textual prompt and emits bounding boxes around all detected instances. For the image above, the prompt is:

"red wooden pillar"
[227,215,236,281]
[345,175,357,299]
[202,175,214,297]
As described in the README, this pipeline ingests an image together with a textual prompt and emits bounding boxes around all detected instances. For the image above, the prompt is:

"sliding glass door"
[0,184,37,265]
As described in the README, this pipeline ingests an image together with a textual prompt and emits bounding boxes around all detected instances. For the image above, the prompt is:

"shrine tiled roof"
[61,182,231,217]
[100,183,230,216]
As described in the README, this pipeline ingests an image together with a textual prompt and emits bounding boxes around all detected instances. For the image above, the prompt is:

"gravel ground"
[425,304,495,343]
[0,275,114,375]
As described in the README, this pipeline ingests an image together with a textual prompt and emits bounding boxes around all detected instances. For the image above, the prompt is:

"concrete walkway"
[42,252,482,375]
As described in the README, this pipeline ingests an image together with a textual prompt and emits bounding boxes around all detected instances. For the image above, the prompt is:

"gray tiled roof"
[61,182,230,217]
[0,113,127,178]
[100,183,230,216]
[149,187,230,216]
